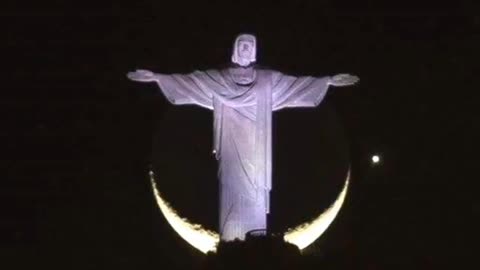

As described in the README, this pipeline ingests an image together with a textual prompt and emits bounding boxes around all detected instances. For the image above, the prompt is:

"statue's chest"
[228,70,270,94]
[230,68,256,85]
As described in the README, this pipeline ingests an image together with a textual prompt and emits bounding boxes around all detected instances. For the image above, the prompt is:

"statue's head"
[231,34,257,67]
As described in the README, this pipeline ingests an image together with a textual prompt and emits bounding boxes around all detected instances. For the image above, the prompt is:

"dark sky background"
[3,1,479,269]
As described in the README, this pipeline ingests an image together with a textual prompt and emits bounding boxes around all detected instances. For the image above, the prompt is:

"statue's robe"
[154,68,330,241]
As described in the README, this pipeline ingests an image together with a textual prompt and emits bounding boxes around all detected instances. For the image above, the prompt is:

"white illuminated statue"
[128,34,358,241]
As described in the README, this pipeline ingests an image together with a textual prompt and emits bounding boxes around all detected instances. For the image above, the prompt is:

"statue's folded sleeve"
[154,72,215,110]
[272,72,331,110]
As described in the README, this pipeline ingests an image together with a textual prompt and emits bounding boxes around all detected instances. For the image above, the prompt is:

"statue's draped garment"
[155,69,330,241]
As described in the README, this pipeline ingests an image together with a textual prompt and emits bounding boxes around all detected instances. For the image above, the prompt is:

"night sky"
[4,1,479,269]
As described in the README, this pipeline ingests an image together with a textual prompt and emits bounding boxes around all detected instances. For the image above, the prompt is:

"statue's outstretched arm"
[328,74,359,87]
[127,69,214,109]
[127,69,158,82]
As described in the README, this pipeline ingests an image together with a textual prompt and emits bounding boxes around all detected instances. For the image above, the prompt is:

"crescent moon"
[283,169,350,250]
[149,169,349,253]
[149,171,219,253]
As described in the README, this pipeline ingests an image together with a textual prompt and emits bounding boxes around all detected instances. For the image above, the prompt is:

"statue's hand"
[127,69,157,82]
[329,74,359,87]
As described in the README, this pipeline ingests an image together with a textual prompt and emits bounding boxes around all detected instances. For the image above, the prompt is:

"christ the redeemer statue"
[127,34,358,241]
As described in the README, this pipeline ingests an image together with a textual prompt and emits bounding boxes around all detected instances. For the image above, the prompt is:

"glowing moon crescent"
[149,171,219,253]
[283,169,350,249]
[149,169,349,253]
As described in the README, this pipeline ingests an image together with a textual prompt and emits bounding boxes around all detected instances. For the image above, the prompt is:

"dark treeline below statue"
[200,234,303,270]
[198,233,347,270]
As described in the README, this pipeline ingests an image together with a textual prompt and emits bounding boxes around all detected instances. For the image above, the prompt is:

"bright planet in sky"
[372,155,380,164]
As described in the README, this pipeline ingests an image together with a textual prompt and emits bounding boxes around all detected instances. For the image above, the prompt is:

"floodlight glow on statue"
[128,34,358,246]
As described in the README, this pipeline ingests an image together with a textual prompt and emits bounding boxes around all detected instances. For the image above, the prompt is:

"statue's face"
[237,39,255,60]
[232,34,256,67]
